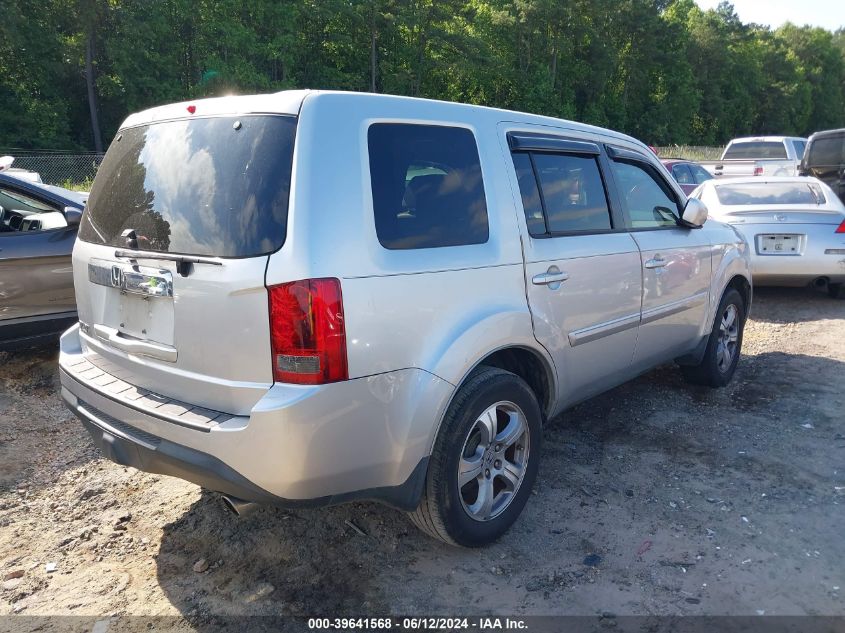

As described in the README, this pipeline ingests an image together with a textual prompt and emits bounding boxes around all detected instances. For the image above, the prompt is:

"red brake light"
[268,278,348,385]
[187,105,196,114]
[753,166,764,176]
[836,219,845,234]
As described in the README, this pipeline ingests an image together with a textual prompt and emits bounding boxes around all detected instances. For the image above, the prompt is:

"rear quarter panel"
[266,93,544,386]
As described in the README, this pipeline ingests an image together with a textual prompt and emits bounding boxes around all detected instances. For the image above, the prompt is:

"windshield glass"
[715,182,826,206]
[79,115,296,257]
[0,188,55,212]
[723,141,788,160]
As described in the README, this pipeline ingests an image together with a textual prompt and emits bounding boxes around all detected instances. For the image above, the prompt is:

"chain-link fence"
[1,152,104,190]
[653,146,723,161]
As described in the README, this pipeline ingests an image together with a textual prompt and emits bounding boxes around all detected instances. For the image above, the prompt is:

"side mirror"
[63,206,83,226]
[681,198,708,228]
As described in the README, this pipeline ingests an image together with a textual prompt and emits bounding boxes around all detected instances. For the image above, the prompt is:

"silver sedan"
[692,177,845,298]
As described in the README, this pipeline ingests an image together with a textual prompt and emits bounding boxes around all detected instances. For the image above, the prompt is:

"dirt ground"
[1,287,844,622]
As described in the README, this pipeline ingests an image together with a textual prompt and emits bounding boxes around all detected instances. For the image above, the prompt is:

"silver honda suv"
[59,90,752,546]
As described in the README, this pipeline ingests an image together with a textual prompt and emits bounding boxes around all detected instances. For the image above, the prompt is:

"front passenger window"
[610,160,679,229]
[0,187,66,234]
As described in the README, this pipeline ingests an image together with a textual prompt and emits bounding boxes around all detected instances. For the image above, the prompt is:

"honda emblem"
[111,265,123,288]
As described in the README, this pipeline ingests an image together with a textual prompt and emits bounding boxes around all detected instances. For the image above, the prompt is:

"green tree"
[1,0,844,151]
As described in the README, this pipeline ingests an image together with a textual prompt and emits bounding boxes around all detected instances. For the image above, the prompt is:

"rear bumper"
[69,395,285,505]
[59,325,452,510]
[733,224,845,284]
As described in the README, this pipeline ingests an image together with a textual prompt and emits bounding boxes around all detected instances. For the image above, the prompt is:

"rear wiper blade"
[114,249,222,277]
[808,184,823,205]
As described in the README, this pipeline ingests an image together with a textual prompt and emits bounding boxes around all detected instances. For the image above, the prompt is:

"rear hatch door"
[72,113,297,415]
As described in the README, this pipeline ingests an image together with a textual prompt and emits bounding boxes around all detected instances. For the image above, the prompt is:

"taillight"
[268,278,348,385]
[753,166,764,176]
[836,219,845,234]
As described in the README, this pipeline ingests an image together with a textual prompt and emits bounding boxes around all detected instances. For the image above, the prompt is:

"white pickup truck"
[700,136,807,178]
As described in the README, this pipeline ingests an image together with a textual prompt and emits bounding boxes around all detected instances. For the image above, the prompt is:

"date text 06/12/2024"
[307,617,528,631]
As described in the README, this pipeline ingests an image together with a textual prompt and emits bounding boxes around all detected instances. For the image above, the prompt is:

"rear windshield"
[722,141,787,160]
[715,182,826,206]
[80,115,296,257]
[807,136,844,166]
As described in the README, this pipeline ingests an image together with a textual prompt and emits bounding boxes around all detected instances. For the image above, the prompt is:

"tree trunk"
[413,33,426,96]
[85,28,103,153]
[370,4,377,92]
[412,1,434,97]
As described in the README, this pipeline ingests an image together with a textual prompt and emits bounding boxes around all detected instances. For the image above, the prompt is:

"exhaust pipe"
[221,495,259,517]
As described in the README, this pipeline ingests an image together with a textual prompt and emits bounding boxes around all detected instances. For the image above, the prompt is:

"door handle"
[644,257,668,269]
[532,269,570,286]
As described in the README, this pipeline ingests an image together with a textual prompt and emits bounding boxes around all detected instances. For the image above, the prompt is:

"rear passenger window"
[368,123,489,250]
[513,152,612,235]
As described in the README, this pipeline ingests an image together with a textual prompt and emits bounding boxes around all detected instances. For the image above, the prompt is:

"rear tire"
[827,283,845,300]
[409,366,542,547]
[681,288,745,387]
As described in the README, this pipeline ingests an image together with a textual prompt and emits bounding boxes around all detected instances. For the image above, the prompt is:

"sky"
[693,0,845,31]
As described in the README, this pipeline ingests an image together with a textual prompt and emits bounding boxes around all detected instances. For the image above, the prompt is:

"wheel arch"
[466,345,556,417]
[702,272,751,339]
[725,274,752,316]
[427,342,556,455]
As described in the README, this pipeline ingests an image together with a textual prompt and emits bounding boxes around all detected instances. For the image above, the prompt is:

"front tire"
[681,288,745,387]
[409,366,542,547]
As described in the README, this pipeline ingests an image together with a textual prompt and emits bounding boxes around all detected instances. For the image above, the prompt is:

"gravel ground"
[1,287,844,621]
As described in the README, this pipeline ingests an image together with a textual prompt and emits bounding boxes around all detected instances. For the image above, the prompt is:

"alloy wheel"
[716,303,739,373]
[457,401,530,522]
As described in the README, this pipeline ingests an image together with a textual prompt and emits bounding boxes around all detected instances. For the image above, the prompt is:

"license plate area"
[116,293,174,346]
[88,259,175,347]
[757,234,804,256]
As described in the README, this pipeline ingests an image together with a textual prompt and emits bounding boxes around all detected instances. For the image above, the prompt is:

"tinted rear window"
[715,182,826,206]
[79,115,296,257]
[723,141,788,160]
[807,137,844,166]
[368,123,488,250]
